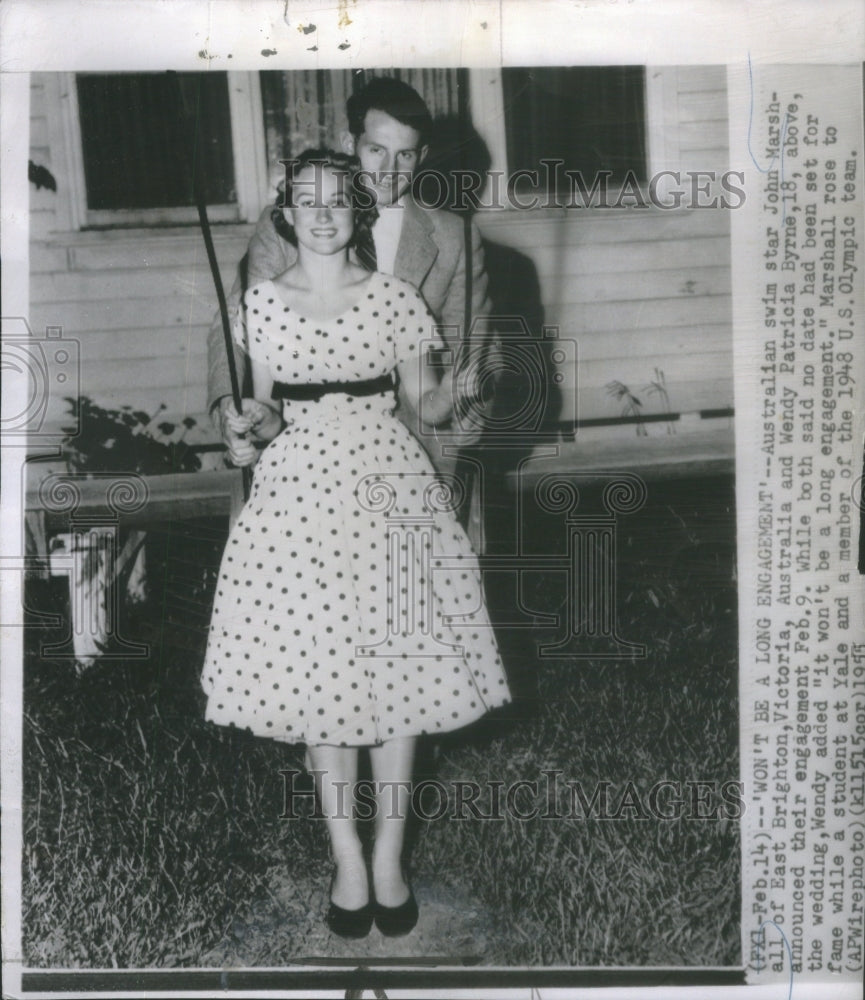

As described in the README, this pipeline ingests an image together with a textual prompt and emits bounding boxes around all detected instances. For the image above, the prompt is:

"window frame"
[59,71,269,230]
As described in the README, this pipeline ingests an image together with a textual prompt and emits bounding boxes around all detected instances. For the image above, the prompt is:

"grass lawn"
[20,474,740,968]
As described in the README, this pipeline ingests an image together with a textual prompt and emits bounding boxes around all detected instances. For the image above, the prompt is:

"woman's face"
[284,164,354,255]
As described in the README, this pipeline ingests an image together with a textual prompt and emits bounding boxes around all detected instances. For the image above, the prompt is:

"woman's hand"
[417,370,453,427]
[421,365,484,428]
[398,343,486,438]
[220,398,283,467]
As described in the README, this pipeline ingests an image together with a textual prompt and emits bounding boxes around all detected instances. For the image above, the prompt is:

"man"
[207,77,492,508]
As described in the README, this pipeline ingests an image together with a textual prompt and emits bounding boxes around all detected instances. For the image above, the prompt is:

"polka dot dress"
[201,272,510,746]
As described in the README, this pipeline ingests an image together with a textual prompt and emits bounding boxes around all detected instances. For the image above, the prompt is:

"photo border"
[2,3,863,998]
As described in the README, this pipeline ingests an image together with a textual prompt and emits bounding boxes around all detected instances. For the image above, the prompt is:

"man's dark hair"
[346,77,433,146]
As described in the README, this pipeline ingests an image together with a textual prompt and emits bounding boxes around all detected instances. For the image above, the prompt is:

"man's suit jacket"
[206,197,491,445]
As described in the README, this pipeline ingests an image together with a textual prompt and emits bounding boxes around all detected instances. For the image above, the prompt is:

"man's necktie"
[354,208,379,271]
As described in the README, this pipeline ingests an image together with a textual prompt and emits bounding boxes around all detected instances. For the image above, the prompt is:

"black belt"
[271,373,394,403]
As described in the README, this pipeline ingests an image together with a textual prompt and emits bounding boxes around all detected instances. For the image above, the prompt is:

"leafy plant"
[61,397,201,475]
[643,367,676,435]
[606,369,677,436]
[605,380,647,435]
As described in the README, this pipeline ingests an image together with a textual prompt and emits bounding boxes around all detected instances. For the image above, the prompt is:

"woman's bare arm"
[397,348,455,427]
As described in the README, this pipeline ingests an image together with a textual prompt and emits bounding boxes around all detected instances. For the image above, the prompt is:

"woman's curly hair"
[271,147,377,249]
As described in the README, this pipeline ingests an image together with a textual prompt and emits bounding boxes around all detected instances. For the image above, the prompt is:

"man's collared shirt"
[372,196,406,276]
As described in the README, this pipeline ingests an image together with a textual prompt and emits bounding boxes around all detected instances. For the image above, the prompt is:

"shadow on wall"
[417,117,564,708]
[416,112,562,467]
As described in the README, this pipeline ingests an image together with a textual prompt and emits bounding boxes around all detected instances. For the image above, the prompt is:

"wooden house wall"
[27,67,731,444]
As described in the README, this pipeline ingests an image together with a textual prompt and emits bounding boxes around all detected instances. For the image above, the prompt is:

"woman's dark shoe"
[374,888,419,937]
[325,899,375,939]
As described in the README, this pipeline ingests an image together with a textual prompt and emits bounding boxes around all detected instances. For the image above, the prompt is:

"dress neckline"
[260,271,382,323]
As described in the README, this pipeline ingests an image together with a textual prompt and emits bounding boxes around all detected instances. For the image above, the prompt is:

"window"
[501,67,647,193]
[77,73,236,212]
[259,68,460,167]
[62,71,268,229]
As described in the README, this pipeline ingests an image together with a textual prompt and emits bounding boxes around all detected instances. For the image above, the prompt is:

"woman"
[201,149,510,938]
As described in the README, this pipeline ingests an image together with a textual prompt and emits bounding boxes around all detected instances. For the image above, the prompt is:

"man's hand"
[214,397,282,467]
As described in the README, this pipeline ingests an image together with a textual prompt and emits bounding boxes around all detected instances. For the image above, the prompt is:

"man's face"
[345,108,427,206]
